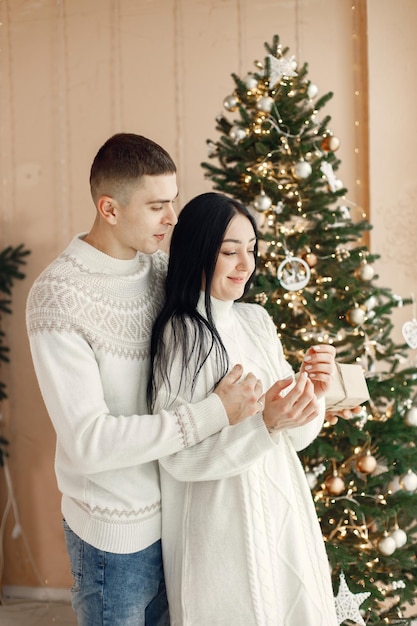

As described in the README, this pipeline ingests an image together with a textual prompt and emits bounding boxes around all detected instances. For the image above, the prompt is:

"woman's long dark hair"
[147,192,258,411]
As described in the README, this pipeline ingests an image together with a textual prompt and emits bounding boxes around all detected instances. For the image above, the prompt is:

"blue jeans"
[63,520,170,626]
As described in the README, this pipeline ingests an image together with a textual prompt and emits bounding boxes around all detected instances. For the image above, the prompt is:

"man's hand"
[214,364,263,425]
[299,344,336,397]
[262,373,320,433]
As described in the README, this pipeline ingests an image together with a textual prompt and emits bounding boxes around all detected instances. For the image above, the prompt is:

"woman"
[148,192,338,625]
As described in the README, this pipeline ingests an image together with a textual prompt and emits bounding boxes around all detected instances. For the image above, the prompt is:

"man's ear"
[97,196,118,224]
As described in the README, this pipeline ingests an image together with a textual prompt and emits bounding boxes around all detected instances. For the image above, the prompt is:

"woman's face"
[210,213,256,301]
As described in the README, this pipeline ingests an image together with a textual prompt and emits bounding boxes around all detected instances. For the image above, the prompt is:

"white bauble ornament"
[346,306,366,326]
[229,125,247,143]
[256,96,274,113]
[378,535,396,556]
[244,74,258,90]
[400,470,417,492]
[293,160,312,179]
[306,472,317,489]
[365,295,377,311]
[404,406,417,426]
[390,528,407,548]
[223,94,239,111]
[357,263,375,281]
[307,83,318,98]
[253,191,272,212]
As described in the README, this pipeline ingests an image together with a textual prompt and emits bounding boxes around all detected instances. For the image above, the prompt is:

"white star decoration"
[266,54,297,86]
[335,572,370,626]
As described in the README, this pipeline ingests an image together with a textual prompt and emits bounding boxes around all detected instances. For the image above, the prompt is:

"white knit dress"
[155,296,338,626]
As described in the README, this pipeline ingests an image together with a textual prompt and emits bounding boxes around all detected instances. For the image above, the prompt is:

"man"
[26,133,265,626]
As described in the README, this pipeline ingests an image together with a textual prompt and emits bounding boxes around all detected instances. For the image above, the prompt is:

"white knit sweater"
[155,296,338,626]
[26,235,228,554]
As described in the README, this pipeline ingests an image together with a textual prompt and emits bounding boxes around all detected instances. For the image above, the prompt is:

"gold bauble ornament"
[325,474,345,496]
[303,252,318,268]
[321,135,340,152]
[356,452,377,474]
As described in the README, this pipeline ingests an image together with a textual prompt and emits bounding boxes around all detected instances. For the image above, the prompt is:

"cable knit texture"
[155,295,338,625]
[26,235,228,554]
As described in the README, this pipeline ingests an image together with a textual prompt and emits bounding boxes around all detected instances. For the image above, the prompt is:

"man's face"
[114,173,178,257]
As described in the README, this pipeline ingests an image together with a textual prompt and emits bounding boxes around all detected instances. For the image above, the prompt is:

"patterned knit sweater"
[26,234,228,554]
[155,296,338,625]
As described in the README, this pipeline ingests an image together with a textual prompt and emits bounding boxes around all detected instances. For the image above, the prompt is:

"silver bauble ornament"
[253,191,272,212]
[307,83,318,98]
[229,125,247,143]
[256,96,274,113]
[244,74,258,90]
[223,94,239,111]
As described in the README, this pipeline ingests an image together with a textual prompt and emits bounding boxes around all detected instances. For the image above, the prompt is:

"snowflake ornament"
[335,572,370,626]
[320,161,339,192]
[266,54,297,86]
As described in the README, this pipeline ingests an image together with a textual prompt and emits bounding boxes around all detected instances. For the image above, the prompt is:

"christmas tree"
[202,35,417,625]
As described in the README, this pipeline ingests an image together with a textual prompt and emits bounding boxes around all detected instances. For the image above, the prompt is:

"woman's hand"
[261,373,320,433]
[326,405,363,425]
[299,344,336,398]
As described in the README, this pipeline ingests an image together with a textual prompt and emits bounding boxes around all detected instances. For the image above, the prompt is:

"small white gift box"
[325,363,370,411]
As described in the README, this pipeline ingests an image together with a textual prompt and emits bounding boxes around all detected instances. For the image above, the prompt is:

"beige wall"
[0,0,415,593]
[367,2,417,341]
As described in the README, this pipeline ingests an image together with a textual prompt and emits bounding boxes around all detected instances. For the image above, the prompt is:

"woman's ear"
[97,195,118,225]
